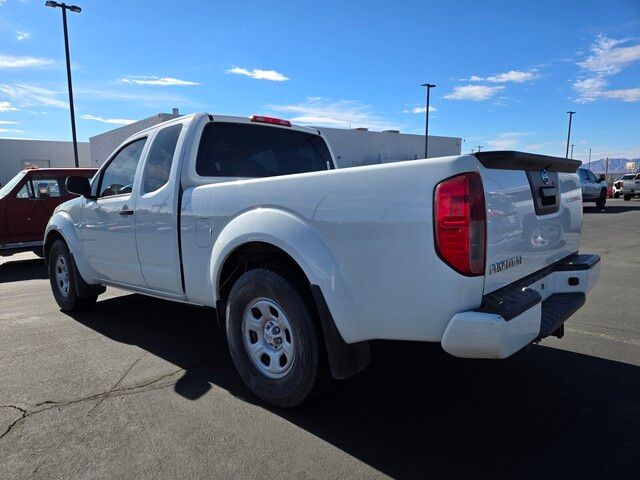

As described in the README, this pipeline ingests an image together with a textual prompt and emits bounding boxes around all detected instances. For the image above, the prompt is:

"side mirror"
[65,176,92,197]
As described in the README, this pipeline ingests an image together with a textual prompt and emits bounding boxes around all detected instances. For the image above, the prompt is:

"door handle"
[119,207,134,216]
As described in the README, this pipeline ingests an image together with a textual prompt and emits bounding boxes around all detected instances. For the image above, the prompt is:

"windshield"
[0,171,26,199]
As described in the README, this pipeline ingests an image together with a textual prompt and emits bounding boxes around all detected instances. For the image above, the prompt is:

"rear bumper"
[441,253,600,359]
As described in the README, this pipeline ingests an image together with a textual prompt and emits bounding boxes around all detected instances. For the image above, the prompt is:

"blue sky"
[0,0,639,161]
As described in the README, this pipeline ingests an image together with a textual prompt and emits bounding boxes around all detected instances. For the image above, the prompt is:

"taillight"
[434,172,486,276]
[250,115,291,127]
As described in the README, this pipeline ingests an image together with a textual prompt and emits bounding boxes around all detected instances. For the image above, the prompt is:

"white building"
[88,110,461,168]
[0,139,91,186]
[318,127,461,167]
[89,109,182,165]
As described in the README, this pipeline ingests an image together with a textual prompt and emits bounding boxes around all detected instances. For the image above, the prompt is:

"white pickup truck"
[45,113,600,407]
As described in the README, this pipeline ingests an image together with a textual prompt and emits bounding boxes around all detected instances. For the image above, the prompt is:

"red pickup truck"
[0,167,96,257]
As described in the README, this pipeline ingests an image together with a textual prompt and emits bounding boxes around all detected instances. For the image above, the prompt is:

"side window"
[99,139,146,198]
[15,181,34,199]
[141,124,182,194]
[578,169,589,181]
[31,178,63,198]
[587,171,597,183]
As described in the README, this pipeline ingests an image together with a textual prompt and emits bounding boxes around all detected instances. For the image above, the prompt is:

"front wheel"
[614,192,620,199]
[624,195,631,201]
[48,240,98,311]
[225,268,327,407]
[595,195,606,209]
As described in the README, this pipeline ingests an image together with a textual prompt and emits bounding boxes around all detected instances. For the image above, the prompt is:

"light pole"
[570,144,575,159]
[45,1,82,168]
[421,83,436,158]
[588,148,592,169]
[565,111,575,159]
[476,145,483,152]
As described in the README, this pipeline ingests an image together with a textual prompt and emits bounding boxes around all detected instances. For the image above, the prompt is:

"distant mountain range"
[583,158,639,173]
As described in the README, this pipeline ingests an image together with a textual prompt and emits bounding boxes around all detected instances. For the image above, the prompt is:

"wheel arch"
[211,208,369,379]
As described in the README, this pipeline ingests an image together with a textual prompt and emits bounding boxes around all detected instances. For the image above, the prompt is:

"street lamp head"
[45,2,82,12]
[421,83,436,88]
[567,110,576,114]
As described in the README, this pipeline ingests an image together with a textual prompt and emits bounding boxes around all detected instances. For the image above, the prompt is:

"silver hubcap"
[242,298,295,379]
[55,256,70,297]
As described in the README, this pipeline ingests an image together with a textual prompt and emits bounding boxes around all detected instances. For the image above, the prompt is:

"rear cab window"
[195,122,332,178]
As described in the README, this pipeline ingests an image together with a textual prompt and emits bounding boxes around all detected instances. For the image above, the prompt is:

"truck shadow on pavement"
[68,293,640,480]
[584,203,640,214]
[0,258,48,283]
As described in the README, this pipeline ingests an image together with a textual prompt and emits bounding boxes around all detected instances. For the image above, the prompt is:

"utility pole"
[570,144,575,159]
[46,1,82,168]
[421,83,436,158]
[588,148,592,170]
[476,145,483,152]
[565,111,575,159]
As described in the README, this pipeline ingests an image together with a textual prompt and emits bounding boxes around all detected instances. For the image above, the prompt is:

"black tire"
[225,268,327,407]
[48,240,98,311]
[624,195,631,201]
[595,194,606,209]
[614,192,620,199]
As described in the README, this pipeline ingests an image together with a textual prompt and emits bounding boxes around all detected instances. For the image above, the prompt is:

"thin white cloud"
[602,87,640,103]
[0,128,24,134]
[578,35,640,76]
[0,54,53,68]
[120,76,199,86]
[403,105,437,114]
[444,85,505,101]
[16,31,30,41]
[226,66,289,82]
[0,101,18,112]
[81,114,136,126]
[574,34,640,103]
[74,86,200,108]
[267,97,399,130]
[465,70,537,83]
[485,132,530,150]
[0,83,67,108]
[0,120,18,124]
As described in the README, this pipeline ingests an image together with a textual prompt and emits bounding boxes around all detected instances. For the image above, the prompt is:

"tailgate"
[476,151,583,294]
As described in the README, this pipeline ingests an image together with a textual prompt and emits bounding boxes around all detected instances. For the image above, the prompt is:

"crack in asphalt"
[0,404,27,439]
[87,355,143,416]
[0,355,223,441]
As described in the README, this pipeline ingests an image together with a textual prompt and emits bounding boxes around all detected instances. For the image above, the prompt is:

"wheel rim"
[55,256,70,297]
[242,298,295,379]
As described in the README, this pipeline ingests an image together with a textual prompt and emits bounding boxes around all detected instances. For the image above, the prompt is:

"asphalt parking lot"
[1,198,639,479]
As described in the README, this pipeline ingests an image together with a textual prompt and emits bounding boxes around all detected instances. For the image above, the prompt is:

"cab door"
[579,169,596,200]
[81,138,147,286]
[5,174,60,244]
[134,122,184,294]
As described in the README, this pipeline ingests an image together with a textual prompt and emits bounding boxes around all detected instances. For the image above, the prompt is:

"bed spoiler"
[474,151,582,173]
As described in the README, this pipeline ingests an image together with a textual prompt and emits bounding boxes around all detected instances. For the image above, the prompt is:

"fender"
[210,208,359,343]
[45,211,99,285]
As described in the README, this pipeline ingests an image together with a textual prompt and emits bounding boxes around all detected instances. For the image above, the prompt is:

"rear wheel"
[614,192,620,199]
[225,268,326,407]
[595,193,606,209]
[624,194,631,201]
[48,240,98,311]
